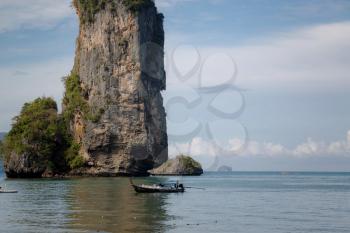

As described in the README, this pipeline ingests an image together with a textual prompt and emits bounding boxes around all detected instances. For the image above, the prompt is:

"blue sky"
[0,0,350,171]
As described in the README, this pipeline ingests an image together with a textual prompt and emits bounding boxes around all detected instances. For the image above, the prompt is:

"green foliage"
[63,72,104,124]
[57,117,85,170]
[63,73,89,122]
[2,96,86,172]
[62,72,105,169]
[2,97,59,163]
[73,0,112,24]
[60,73,87,169]
[73,0,154,24]
[64,142,85,169]
[178,154,202,169]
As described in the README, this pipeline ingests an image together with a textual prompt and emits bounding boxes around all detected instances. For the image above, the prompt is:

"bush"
[73,0,111,24]
[73,0,154,24]
[179,154,202,169]
[64,142,85,169]
[63,72,104,123]
[3,97,86,172]
[2,97,60,164]
[62,72,89,122]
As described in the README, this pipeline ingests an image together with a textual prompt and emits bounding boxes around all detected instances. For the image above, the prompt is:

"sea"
[1,162,350,233]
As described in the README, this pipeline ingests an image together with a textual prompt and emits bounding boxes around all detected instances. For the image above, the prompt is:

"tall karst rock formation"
[66,0,167,176]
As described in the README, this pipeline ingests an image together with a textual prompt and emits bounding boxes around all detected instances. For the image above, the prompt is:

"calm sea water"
[1,163,350,233]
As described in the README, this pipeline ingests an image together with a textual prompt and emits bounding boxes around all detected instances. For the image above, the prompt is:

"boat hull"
[0,190,18,193]
[132,185,185,193]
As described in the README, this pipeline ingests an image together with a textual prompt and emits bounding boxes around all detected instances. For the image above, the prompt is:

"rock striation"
[149,155,203,176]
[66,0,168,176]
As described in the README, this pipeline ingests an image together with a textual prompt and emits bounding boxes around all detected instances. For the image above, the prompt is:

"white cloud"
[234,21,350,90]
[0,56,74,131]
[169,130,350,158]
[0,0,74,32]
[165,21,350,90]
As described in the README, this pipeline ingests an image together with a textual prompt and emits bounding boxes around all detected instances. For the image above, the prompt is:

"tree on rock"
[2,97,64,177]
[149,155,203,176]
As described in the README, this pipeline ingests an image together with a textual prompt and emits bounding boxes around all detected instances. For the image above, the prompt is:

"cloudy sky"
[0,0,350,171]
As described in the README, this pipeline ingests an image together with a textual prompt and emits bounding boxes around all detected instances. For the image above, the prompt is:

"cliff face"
[67,1,168,176]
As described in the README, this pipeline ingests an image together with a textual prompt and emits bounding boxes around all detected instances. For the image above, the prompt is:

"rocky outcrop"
[149,155,203,176]
[65,0,168,176]
[4,152,47,178]
[2,98,66,178]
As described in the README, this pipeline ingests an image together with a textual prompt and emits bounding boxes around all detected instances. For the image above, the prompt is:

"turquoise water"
[1,164,350,233]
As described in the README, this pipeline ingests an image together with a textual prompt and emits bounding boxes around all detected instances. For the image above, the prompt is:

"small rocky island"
[217,165,232,172]
[149,155,203,176]
[1,0,202,178]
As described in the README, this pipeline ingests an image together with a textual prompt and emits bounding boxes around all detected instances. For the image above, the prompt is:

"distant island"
[0,132,5,141]
[0,132,5,158]
[1,0,201,178]
[217,165,232,172]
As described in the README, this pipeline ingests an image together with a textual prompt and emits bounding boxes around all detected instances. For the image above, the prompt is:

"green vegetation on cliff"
[63,72,104,123]
[61,73,90,169]
[62,72,105,169]
[3,97,86,175]
[73,0,154,24]
[2,98,61,165]
[62,73,89,122]
[180,154,202,170]
[150,155,203,176]
[64,142,84,169]
[73,0,112,24]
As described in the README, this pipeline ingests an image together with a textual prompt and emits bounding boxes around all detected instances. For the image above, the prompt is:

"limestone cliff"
[65,0,168,176]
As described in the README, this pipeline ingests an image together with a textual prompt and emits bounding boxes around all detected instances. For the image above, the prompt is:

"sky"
[0,0,350,171]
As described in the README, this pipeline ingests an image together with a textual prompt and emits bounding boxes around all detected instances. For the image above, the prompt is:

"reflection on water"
[67,177,171,233]
[0,175,173,233]
[2,171,350,233]
[0,178,73,233]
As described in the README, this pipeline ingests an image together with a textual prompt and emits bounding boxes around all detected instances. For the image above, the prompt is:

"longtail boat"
[129,178,185,193]
[0,187,18,193]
